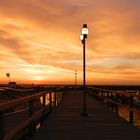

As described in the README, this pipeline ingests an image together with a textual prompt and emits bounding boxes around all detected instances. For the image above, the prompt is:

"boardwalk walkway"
[32,90,140,140]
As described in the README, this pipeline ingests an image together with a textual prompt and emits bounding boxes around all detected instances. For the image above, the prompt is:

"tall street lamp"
[75,69,77,87]
[80,24,89,116]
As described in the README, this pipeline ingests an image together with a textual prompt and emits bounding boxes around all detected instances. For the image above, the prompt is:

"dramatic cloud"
[0,0,140,84]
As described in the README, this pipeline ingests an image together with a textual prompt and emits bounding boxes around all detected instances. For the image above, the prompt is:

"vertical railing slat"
[54,92,57,107]
[110,93,114,111]
[49,92,52,112]
[29,100,36,136]
[0,111,4,139]
[115,93,119,115]
[129,96,134,125]
[43,94,46,107]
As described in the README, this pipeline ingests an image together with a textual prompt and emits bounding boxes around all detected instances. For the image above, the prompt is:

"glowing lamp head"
[80,34,84,41]
[81,24,89,35]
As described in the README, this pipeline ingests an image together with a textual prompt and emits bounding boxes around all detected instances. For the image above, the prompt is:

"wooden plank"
[32,91,140,140]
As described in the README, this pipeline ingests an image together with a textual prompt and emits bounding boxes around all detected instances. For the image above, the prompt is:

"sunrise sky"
[0,0,140,85]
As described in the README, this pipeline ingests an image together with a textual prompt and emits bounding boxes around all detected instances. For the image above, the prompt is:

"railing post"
[129,96,134,125]
[41,94,46,122]
[107,92,109,98]
[29,100,36,136]
[110,93,114,111]
[49,92,52,111]
[101,92,104,104]
[0,111,4,139]
[43,94,46,106]
[56,94,59,105]
[29,100,34,116]
[96,91,100,100]
[107,93,110,108]
[54,92,57,107]
[115,94,119,115]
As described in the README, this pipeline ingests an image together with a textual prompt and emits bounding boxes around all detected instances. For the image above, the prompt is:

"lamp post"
[6,73,10,85]
[75,69,77,87]
[80,24,89,116]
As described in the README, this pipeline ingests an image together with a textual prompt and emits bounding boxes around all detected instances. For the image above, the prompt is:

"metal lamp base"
[81,112,88,117]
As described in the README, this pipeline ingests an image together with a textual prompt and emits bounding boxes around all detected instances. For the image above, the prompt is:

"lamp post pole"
[75,70,77,87]
[83,38,87,116]
[80,24,89,116]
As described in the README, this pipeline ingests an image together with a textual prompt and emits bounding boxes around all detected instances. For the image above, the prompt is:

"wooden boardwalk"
[31,90,140,140]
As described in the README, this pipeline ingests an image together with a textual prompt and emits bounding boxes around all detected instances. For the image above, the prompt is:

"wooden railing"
[88,87,140,125]
[0,88,65,140]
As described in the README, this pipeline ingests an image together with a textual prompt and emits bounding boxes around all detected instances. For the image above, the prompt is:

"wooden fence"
[88,87,140,125]
[0,88,64,140]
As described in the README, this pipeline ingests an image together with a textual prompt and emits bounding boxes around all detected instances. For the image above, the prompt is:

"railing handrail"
[88,87,140,125]
[0,87,35,92]
[89,87,140,97]
[0,88,65,140]
[104,98,140,115]
[0,91,48,111]
[3,107,47,140]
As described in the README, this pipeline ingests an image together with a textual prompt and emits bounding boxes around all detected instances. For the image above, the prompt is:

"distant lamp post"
[75,70,77,87]
[6,73,10,84]
[80,24,89,116]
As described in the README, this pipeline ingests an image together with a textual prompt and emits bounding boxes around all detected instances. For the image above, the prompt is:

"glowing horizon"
[0,0,140,85]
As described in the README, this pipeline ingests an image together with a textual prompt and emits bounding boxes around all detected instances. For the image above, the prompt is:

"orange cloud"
[0,0,140,84]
